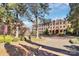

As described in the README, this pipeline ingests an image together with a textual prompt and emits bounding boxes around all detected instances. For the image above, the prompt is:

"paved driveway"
[32,36,77,51]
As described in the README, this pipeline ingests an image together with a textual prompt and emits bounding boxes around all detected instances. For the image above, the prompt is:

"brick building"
[32,19,71,35]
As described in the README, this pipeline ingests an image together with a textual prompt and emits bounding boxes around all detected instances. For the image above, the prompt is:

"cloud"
[48,3,70,19]
[50,3,69,12]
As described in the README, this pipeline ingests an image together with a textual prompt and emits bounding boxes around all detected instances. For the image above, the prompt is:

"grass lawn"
[31,37,48,44]
[31,38,42,42]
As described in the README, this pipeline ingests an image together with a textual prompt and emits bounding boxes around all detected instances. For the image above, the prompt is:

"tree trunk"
[36,17,39,38]
[15,13,19,38]
[36,27,39,38]
[15,26,19,38]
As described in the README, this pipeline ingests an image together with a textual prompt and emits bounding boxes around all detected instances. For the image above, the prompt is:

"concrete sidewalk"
[19,41,69,56]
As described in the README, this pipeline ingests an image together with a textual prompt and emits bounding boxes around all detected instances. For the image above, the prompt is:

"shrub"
[66,27,74,35]
[69,40,73,44]
[0,35,14,43]
[43,28,49,35]
[4,35,13,43]
[0,35,4,43]
[59,32,65,36]
[69,38,79,44]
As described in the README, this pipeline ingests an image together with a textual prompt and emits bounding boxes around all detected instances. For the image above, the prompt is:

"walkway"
[32,36,72,50]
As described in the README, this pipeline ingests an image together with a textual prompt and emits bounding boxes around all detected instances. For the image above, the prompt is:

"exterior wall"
[32,19,71,35]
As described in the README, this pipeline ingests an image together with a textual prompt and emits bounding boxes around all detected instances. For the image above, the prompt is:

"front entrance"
[52,30,54,34]
[55,30,59,34]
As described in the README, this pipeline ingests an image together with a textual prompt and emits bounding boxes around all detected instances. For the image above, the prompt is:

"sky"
[22,3,70,29]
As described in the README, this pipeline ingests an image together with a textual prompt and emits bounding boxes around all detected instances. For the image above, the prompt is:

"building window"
[50,30,51,33]
[56,23,59,25]
[53,21,55,25]
[56,27,58,28]
[63,21,65,24]
[50,23,52,25]
[63,26,65,28]
[53,23,55,25]
[60,26,62,28]
[64,30,66,32]
[60,22,62,24]
[60,30,62,32]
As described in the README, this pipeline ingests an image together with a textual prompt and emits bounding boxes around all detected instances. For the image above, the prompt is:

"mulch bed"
[4,43,30,56]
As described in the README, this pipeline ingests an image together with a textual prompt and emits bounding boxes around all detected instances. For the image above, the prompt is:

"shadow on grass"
[4,43,28,56]
[64,45,79,56]
[19,44,58,56]
[24,39,79,56]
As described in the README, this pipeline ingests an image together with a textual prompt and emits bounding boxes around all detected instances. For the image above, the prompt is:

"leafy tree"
[66,27,74,35]
[44,28,49,35]
[68,3,79,35]
[26,4,50,38]
[0,3,50,39]
[12,3,50,38]
[0,4,15,35]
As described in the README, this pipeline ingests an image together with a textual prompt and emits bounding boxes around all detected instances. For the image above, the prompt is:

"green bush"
[43,28,49,35]
[0,35,4,43]
[69,40,73,44]
[69,38,79,44]
[66,27,74,35]
[0,35,14,43]
[4,35,13,43]
[59,32,65,36]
